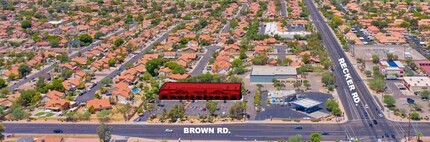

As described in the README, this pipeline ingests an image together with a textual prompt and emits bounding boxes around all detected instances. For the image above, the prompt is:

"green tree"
[97,123,113,142]
[288,134,303,142]
[386,53,398,61]
[239,49,247,60]
[364,70,372,77]
[11,107,30,120]
[145,58,164,76]
[368,78,385,92]
[330,15,343,28]
[417,131,423,142]
[371,55,379,64]
[206,101,218,116]
[383,95,396,107]
[94,31,105,40]
[302,54,311,64]
[0,123,5,141]
[101,78,112,86]
[114,38,125,47]
[325,99,342,116]
[49,78,65,92]
[21,20,32,29]
[118,103,132,121]
[89,106,96,114]
[232,58,243,68]
[420,90,430,99]
[309,132,322,142]
[321,72,335,86]
[229,102,246,120]
[410,112,420,120]
[60,68,74,79]
[168,104,185,122]
[97,109,112,122]
[303,80,311,90]
[254,90,262,106]
[79,34,93,45]
[18,89,41,107]
[0,79,7,89]
[18,64,31,78]
[108,58,116,67]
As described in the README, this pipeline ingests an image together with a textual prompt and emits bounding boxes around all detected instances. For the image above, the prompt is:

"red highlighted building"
[158,82,242,100]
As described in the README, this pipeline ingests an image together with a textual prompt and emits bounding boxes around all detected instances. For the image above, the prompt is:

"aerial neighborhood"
[1,0,430,142]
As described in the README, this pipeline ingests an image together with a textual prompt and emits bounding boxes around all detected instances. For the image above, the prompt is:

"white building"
[264,22,311,39]
[403,76,430,93]
[268,90,297,105]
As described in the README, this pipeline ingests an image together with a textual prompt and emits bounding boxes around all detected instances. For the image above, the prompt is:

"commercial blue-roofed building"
[250,66,298,83]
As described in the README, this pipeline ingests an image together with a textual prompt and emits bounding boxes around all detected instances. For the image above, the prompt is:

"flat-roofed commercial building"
[158,82,242,100]
[403,76,430,93]
[250,66,297,83]
[291,98,322,113]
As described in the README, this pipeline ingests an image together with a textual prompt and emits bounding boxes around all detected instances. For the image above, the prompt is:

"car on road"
[53,129,63,133]
[384,132,389,138]
[365,104,368,109]
[165,129,173,133]
[373,120,378,125]
[321,132,329,135]
[294,125,302,129]
[378,113,383,118]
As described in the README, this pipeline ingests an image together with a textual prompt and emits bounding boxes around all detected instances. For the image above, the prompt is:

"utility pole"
[408,113,411,141]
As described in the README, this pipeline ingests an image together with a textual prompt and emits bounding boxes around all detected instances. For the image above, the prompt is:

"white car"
[165,129,173,133]
[365,104,368,109]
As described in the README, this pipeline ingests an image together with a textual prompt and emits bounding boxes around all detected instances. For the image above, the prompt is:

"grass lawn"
[35,112,46,116]
[46,113,55,117]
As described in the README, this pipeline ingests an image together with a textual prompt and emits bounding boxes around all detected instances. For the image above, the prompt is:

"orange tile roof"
[87,99,111,110]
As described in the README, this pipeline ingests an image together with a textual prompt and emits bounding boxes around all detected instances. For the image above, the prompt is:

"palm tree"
[417,131,423,142]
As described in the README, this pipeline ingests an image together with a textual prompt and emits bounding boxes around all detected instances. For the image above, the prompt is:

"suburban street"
[76,25,177,103]
[190,46,220,76]
[280,0,287,17]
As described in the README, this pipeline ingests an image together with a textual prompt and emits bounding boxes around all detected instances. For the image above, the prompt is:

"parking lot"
[138,100,237,121]
[352,45,426,61]
[255,92,332,120]
[385,80,430,118]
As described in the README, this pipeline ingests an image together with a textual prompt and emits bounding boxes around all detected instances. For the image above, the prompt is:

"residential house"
[86,99,112,111]
[62,78,81,91]
[42,90,65,103]
[44,99,70,111]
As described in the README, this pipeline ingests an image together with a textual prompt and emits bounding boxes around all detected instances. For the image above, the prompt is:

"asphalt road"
[190,46,220,76]
[273,45,288,60]
[4,121,427,141]
[76,25,175,103]
[354,27,371,43]
[280,0,287,17]
[305,0,402,141]
[220,3,247,33]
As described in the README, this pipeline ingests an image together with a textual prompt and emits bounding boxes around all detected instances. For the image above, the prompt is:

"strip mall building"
[158,82,242,100]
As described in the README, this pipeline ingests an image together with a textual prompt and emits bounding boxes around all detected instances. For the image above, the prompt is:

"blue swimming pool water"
[133,88,140,93]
